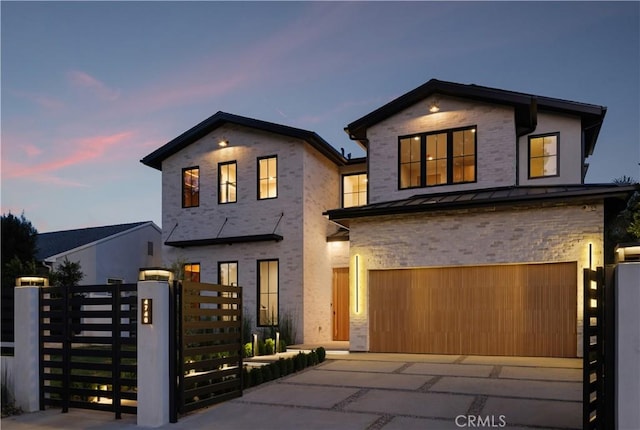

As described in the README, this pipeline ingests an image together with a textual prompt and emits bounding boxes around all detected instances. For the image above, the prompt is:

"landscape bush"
[243,349,325,391]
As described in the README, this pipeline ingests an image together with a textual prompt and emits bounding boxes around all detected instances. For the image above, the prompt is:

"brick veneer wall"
[348,202,604,356]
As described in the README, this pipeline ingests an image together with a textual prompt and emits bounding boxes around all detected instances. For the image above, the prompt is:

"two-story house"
[143,79,635,356]
[141,113,363,344]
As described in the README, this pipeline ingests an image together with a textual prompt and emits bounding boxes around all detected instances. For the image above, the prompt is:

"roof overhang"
[325,184,638,223]
[141,111,347,170]
[345,79,606,156]
[165,233,283,247]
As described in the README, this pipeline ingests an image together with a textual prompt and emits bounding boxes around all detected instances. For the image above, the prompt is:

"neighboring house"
[142,79,636,356]
[37,221,162,285]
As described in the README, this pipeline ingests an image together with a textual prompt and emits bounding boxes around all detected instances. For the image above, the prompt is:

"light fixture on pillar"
[429,100,440,113]
[16,276,48,287]
[138,267,174,282]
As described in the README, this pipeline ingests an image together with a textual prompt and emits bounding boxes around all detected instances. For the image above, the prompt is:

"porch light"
[138,268,174,282]
[218,139,229,147]
[429,101,440,113]
[16,276,48,287]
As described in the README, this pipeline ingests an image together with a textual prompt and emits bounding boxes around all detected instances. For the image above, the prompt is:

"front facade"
[144,80,635,356]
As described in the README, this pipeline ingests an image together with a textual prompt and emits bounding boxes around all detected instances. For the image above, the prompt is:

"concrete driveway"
[1,352,582,430]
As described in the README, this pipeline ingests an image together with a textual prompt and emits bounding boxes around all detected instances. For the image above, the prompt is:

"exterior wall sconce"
[138,267,174,282]
[16,276,48,287]
[615,242,640,263]
[218,139,229,147]
[429,101,440,113]
[355,255,360,313]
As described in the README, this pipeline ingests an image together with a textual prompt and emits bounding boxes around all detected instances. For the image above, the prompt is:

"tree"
[1,212,39,289]
[605,177,640,261]
[49,258,84,287]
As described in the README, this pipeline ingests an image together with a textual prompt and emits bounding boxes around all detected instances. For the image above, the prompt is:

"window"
[218,261,238,286]
[529,133,559,178]
[182,167,199,207]
[399,126,476,189]
[219,161,237,203]
[184,263,200,282]
[257,260,278,326]
[106,278,123,285]
[147,241,154,256]
[343,173,367,207]
[258,156,277,199]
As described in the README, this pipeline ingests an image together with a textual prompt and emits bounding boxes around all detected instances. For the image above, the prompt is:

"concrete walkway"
[1,352,582,430]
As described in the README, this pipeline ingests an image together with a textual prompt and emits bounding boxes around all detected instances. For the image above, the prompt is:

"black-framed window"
[257,259,278,326]
[184,263,200,282]
[258,156,277,199]
[218,261,238,286]
[219,161,237,203]
[182,167,199,207]
[399,126,476,189]
[529,133,559,178]
[343,173,367,208]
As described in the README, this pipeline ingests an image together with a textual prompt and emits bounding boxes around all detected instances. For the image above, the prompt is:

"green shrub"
[277,358,288,376]
[242,366,251,389]
[265,338,275,355]
[309,351,318,366]
[286,357,294,374]
[261,365,273,382]
[257,340,266,356]
[270,362,281,379]
[243,342,253,358]
[316,347,326,363]
[294,352,307,371]
[278,339,287,353]
[250,367,263,386]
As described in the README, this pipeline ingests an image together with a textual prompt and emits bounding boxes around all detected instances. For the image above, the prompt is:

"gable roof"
[141,111,347,170]
[325,184,638,222]
[36,221,157,261]
[345,79,606,156]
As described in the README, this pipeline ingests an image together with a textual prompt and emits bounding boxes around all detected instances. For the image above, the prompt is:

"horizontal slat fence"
[178,281,243,414]
[40,283,137,418]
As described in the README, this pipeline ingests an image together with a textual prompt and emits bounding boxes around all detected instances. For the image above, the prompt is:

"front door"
[332,268,349,341]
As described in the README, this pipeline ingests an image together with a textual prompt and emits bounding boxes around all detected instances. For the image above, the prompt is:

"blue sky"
[2,1,638,232]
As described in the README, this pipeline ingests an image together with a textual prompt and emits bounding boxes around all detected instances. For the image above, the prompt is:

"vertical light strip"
[355,255,359,313]
[589,243,593,270]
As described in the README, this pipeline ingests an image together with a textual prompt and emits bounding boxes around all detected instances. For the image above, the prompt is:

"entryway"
[332,268,349,341]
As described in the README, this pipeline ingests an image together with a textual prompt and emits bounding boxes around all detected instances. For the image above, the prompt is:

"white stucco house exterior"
[36,221,162,285]
[142,79,636,356]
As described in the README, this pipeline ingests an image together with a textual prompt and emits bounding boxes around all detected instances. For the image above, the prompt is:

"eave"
[165,233,283,248]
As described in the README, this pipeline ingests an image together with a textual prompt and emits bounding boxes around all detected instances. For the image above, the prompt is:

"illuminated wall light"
[429,101,440,113]
[218,139,229,147]
[355,255,360,313]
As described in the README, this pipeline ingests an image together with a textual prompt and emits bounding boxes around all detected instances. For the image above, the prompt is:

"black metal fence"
[174,281,243,415]
[583,267,615,429]
[1,286,14,355]
[39,283,138,418]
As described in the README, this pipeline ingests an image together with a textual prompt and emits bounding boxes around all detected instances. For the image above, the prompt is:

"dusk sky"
[2,1,639,233]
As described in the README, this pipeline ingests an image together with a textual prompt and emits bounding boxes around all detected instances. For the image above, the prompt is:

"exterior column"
[13,286,40,412]
[137,281,170,428]
[616,262,640,430]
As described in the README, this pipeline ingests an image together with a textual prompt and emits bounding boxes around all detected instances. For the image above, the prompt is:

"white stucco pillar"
[137,281,170,428]
[616,262,640,430]
[13,286,40,412]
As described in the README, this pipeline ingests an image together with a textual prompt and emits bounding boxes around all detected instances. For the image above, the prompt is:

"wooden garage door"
[369,262,577,357]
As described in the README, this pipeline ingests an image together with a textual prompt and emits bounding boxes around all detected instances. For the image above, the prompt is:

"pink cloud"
[3,130,135,182]
[68,70,121,101]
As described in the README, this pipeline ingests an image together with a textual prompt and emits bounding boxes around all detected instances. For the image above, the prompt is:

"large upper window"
[257,259,278,326]
[182,167,199,207]
[343,173,367,207]
[219,161,237,203]
[258,156,277,199]
[399,126,476,189]
[529,133,559,178]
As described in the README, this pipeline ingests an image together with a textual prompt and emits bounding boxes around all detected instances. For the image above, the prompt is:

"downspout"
[515,97,538,186]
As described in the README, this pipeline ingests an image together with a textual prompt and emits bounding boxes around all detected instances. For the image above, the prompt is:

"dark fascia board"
[141,111,347,170]
[345,79,606,151]
[325,184,638,221]
[165,233,283,247]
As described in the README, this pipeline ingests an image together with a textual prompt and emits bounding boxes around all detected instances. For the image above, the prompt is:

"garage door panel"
[369,262,577,357]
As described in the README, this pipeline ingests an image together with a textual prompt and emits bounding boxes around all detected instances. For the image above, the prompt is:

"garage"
[369,262,577,357]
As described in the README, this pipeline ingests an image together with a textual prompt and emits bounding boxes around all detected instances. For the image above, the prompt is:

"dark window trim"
[257,155,278,200]
[256,258,279,327]
[528,132,560,179]
[182,166,200,208]
[398,125,477,190]
[218,261,238,286]
[342,172,368,208]
[218,160,237,204]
